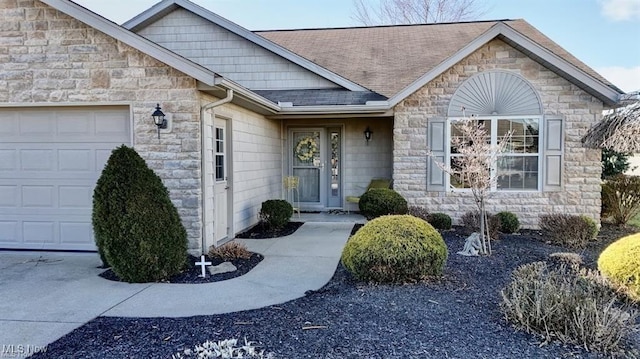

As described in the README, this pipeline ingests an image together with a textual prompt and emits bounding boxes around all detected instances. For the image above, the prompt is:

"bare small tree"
[428,116,511,255]
[352,0,486,26]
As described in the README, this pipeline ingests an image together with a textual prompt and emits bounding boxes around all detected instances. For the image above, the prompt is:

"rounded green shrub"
[358,188,408,220]
[259,199,293,230]
[341,215,448,283]
[598,233,640,302]
[92,145,187,283]
[496,211,519,234]
[427,212,452,230]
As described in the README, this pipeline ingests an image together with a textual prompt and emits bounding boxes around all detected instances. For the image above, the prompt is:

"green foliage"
[358,188,408,220]
[602,149,632,179]
[92,145,187,283]
[495,211,519,234]
[341,215,448,283]
[601,174,640,226]
[259,199,293,230]
[501,261,638,354]
[460,211,500,238]
[598,233,640,302]
[539,214,599,249]
[427,212,452,230]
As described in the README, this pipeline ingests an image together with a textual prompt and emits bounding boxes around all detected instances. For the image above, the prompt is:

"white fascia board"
[43,0,219,86]
[124,0,367,92]
[278,103,391,114]
[388,22,621,107]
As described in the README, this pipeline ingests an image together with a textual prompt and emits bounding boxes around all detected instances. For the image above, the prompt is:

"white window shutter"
[427,118,446,192]
[543,117,563,192]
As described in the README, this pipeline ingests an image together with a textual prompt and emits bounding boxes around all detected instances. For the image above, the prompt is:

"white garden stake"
[195,255,211,278]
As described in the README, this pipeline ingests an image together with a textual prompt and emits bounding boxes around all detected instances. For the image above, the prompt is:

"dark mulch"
[235,221,304,239]
[99,253,263,284]
[34,226,640,359]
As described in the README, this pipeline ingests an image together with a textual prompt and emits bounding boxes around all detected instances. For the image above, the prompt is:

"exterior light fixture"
[151,103,167,139]
[364,126,373,144]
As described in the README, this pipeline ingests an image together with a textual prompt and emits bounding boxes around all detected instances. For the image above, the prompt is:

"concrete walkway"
[0,221,356,351]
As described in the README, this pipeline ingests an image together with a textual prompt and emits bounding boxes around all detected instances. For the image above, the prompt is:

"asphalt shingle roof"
[257,19,619,98]
[253,89,387,106]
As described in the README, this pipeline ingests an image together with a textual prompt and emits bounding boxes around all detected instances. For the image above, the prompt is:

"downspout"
[200,89,234,254]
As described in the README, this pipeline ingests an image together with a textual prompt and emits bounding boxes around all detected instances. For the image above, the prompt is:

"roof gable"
[123,0,367,92]
[259,20,623,106]
[41,0,220,86]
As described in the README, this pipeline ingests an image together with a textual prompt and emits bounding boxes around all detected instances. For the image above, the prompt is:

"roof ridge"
[254,19,517,33]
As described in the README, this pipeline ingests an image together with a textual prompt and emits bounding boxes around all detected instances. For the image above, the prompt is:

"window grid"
[447,116,541,192]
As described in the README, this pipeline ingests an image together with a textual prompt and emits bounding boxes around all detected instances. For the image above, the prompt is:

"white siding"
[212,102,282,234]
[136,9,339,90]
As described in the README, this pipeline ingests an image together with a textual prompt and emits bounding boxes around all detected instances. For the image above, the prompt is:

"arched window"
[427,70,562,192]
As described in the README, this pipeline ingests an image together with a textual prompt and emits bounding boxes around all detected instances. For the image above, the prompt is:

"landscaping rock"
[208,262,237,275]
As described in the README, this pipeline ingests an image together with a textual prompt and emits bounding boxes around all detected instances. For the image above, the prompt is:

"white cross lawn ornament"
[195,255,212,278]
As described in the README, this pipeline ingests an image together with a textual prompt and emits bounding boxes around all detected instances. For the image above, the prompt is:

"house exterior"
[0,0,624,254]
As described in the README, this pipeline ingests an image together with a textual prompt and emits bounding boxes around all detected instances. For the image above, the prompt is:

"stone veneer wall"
[393,39,605,228]
[0,1,204,250]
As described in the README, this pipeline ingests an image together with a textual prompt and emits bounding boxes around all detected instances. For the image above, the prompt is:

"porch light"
[151,103,167,139]
[364,126,373,144]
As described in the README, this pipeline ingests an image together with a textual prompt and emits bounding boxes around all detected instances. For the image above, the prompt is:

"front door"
[213,118,230,244]
[290,128,342,210]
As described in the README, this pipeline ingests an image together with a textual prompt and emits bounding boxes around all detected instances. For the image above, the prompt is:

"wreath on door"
[295,136,318,162]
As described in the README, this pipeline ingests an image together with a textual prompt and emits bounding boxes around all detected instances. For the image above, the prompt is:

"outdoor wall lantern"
[151,103,167,139]
[364,126,373,144]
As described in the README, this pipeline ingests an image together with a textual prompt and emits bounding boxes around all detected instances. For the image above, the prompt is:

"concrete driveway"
[0,221,356,353]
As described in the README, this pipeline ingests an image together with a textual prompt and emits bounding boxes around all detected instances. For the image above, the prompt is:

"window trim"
[446,115,543,192]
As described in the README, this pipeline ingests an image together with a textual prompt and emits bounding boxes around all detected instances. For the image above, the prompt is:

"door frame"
[287,125,344,211]
[201,111,234,252]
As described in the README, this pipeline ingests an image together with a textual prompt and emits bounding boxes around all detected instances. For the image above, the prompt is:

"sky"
[73,0,640,93]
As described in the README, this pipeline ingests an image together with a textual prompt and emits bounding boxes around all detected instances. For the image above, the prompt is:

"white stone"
[208,262,237,275]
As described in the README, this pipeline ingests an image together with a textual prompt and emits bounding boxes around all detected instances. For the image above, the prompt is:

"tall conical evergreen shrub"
[92,145,187,283]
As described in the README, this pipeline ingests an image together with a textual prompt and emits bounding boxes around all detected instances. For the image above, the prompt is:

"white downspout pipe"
[200,89,234,254]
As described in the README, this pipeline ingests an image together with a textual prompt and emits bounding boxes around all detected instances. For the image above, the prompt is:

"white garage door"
[0,106,131,251]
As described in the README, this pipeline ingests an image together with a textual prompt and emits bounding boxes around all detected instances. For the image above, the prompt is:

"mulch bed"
[35,225,640,359]
[235,221,304,239]
[99,253,263,284]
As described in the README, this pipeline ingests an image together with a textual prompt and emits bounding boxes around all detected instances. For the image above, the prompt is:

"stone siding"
[393,39,604,228]
[0,1,203,250]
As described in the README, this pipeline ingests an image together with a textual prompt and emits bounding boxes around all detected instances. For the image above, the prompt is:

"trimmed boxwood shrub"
[598,233,640,302]
[427,212,452,230]
[92,145,187,283]
[496,211,519,234]
[341,215,448,283]
[358,188,408,220]
[259,199,293,230]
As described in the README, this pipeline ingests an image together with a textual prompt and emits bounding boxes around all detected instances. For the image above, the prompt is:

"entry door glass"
[327,129,342,207]
[292,130,323,203]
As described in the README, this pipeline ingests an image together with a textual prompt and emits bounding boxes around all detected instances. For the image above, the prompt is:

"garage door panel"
[0,221,19,243]
[0,149,17,170]
[0,106,130,251]
[22,185,55,207]
[60,222,93,244]
[59,185,92,208]
[0,185,18,206]
[58,149,92,171]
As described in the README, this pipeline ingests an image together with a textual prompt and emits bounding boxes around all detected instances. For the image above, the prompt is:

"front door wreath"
[295,136,318,163]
